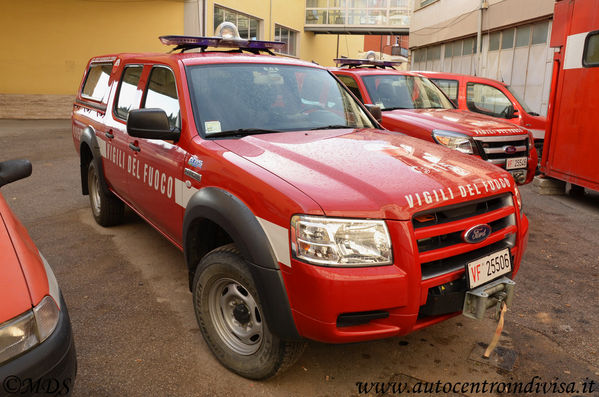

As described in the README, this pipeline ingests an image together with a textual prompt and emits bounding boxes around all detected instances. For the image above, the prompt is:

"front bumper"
[0,295,77,396]
[282,214,529,344]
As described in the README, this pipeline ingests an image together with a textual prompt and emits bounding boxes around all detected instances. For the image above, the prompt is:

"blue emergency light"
[334,58,403,68]
[160,22,286,53]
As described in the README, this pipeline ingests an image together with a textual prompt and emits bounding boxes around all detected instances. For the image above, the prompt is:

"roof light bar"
[334,58,403,68]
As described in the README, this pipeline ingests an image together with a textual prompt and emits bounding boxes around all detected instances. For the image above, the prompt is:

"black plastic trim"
[183,187,301,340]
[79,127,110,196]
[336,310,389,327]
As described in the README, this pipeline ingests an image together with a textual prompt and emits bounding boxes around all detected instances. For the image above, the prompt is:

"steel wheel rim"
[208,277,263,355]
[89,166,101,216]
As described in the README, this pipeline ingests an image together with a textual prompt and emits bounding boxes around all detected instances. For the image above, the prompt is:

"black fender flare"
[79,126,110,195]
[183,187,301,341]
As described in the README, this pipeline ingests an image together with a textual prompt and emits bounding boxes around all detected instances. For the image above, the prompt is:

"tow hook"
[462,277,515,320]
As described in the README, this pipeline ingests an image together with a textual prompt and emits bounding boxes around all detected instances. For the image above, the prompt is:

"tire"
[87,161,124,226]
[193,245,306,380]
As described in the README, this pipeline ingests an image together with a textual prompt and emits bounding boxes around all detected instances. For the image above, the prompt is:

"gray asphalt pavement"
[1,119,597,396]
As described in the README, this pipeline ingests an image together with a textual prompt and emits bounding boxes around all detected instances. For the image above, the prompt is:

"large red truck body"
[542,0,599,190]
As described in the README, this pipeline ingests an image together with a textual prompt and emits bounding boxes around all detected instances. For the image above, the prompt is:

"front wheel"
[87,161,124,226]
[193,245,305,379]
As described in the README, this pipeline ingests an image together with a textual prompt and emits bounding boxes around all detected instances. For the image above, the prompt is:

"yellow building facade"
[0,0,365,117]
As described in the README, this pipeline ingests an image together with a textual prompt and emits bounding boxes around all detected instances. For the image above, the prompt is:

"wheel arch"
[79,126,109,196]
[183,187,301,340]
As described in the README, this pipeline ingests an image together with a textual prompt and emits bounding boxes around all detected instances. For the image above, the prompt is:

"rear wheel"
[193,245,305,379]
[87,161,124,226]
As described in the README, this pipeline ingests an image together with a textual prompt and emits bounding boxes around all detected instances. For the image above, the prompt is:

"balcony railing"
[305,0,411,34]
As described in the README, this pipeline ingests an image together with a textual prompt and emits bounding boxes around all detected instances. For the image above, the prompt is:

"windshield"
[505,86,534,115]
[186,64,375,136]
[362,74,454,111]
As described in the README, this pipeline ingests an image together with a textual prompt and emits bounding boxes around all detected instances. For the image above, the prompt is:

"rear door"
[126,65,186,242]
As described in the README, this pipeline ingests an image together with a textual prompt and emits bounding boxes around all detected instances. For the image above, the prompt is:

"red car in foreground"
[0,160,76,395]
[332,60,538,184]
[418,71,546,157]
[71,23,528,379]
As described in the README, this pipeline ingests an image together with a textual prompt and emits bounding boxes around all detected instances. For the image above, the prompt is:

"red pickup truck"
[332,60,538,184]
[71,23,529,379]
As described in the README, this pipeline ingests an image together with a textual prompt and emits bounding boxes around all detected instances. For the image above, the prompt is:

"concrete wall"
[410,0,554,48]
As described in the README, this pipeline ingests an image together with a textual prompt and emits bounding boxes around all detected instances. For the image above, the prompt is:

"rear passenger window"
[583,31,599,67]
[336,75,364,103]
[81,64,113,102]
[115,66,143,120]
[430,78,458,103]
[144,67,180,129]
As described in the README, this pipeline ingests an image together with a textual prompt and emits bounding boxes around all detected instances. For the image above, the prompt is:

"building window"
[274,25,298,56]
[306,0,410,26]
[531,21,549,45]
[214,5,260,39]
[418,0,438,7]
[489,32,500,51]
[501,29,514,50]
[583,31,599,67]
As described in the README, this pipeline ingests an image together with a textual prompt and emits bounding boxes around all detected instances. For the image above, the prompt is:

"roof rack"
[333,58,402,69]
[159,35,285,55]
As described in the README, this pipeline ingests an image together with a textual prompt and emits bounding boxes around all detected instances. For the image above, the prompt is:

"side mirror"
[364,104,382,123]
[503,104,516,119]
[127,109,180,141]
[0,159,32,188]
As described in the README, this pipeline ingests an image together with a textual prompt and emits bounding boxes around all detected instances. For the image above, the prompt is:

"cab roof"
[90,50,321,70]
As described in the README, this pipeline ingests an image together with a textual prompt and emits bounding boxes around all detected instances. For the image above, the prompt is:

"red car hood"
[217,129,516,220]
[383,109,527,137]
[0,194,49,322]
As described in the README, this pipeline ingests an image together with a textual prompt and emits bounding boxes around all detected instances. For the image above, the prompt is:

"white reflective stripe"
[529,129,545,140]
[97,137,106,158]
[174,178,198,208]
[257,217,291,268]
[563,32,588,70]
[39,252,61,309]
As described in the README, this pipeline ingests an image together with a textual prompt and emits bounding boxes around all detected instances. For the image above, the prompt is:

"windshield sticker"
[473,128,524,135]
[205,121,222,134]
[404,177,512,209]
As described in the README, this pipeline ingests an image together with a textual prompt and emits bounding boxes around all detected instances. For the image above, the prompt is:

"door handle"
[129,143,141,152]
[105,131,114,139]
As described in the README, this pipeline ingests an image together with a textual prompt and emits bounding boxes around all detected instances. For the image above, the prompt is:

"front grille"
[412,194,517,280]
[473,135,529,168]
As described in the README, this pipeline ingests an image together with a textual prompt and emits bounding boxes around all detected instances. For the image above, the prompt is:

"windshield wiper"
[206,128,281,138]
[309,125,355,130]
[382,107,411,111]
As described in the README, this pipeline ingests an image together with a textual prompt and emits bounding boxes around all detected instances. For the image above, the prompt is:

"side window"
[81,64,113,102]
[583,31,599,67]
[115,66,143,120]
[143,67,180,129]
[466,83,513,118]
[430,78,458,103]
[336,75,364,103]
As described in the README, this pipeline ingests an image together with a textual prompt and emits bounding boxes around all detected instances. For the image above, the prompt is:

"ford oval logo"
[463,224,492,244]
[504,145,517,154]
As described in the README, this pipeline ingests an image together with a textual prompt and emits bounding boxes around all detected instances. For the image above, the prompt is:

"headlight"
[290,215,392,266]
[432,130,477,155]
[514,186,523,213]
[0,296,60,364]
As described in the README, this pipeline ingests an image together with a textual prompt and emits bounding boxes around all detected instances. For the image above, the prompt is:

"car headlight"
[290,215,392,266]
[0,296,60,364]
[432,130,477,155]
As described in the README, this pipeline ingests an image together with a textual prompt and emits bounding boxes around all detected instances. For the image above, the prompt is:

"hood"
[216,129,516,220]
[0,194,49,322]
[0,207,32,322]
[383,109,527,137]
